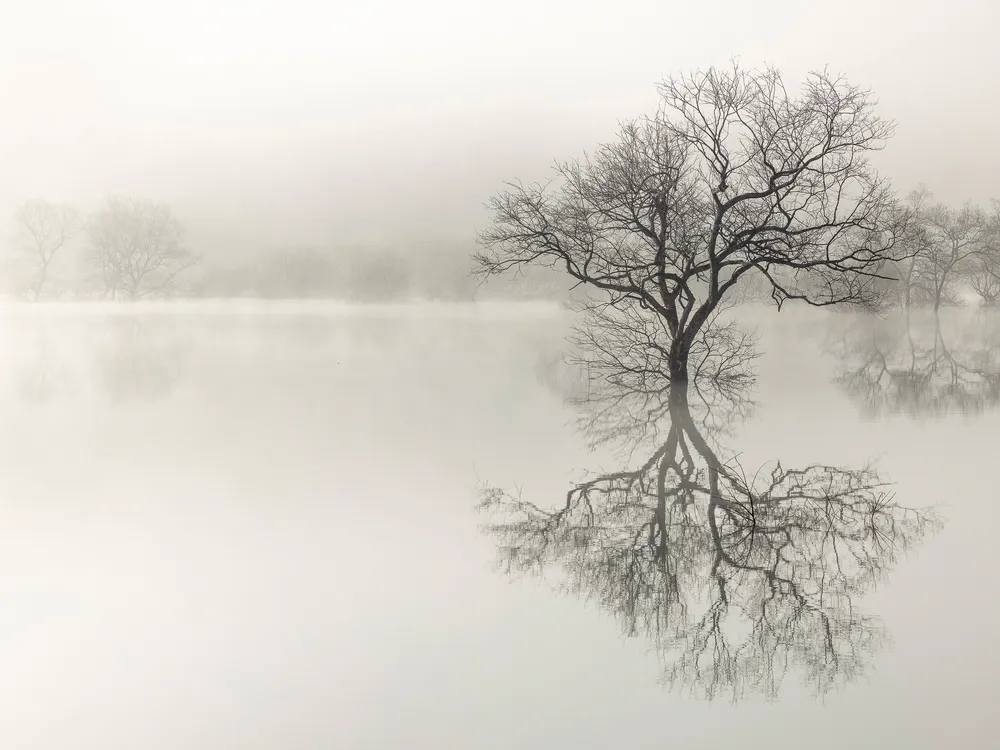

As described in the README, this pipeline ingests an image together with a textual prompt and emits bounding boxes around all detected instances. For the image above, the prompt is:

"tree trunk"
[34,264,48,302]
[668,377,691,412]
[668,337,690,385]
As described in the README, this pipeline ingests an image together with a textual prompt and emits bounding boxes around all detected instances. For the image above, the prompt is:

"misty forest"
[2,12,998,747]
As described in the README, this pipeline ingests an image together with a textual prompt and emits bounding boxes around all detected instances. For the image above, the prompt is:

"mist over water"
[0,301,994,748]
[5,0,1000,744]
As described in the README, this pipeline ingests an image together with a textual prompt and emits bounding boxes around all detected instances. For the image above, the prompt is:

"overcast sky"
[1,0,997,258]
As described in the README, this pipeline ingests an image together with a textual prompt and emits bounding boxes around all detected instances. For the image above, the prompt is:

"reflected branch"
[826,310,1000,418]
[535,299,760,453]
[478,383,940,702]
[93,316,188,402]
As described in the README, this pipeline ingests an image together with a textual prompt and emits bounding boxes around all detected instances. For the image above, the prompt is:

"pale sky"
[1,0,997,257]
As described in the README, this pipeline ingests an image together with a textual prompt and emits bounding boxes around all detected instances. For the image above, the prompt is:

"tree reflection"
[478,376,940,701]
[825,310,1000,418]
[92,315,188,402]
[16,324,72,403]
[15,315,189,404]
[534,301,759,455]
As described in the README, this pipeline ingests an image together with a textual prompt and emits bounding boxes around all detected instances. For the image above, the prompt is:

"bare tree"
[531,289,760,456]
[966,200,1000,307]
[85,197,198,300]
[475,63,907,384]
[574,298,759,451]
[919,199,991,312]
[889,190,997,311]
[888,187,935,310]
[9,199,79,300]
[478,380,940,701]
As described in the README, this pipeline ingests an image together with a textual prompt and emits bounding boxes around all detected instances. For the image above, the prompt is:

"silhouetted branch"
[477,382,940,701]
[475,63,906,382]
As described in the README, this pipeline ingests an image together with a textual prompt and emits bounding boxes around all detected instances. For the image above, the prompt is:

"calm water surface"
[0,301,996,749]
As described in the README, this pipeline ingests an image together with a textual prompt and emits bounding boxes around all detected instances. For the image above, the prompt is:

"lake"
[0,300,996,749]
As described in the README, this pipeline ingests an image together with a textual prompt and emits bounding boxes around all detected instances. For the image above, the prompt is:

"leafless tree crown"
[889,187,1000,310]
[85,196,198,300]
[475,63,907,372]
[10,199,79,300]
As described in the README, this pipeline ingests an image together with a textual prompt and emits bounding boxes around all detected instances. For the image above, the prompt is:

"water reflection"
[826,310,1000,418]
[479,375,940,702]
[15,315,189,403]
[16,323,73,404]
[92,316,188,402]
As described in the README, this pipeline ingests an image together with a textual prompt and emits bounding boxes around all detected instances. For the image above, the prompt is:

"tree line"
[886,189,1000,310]
[15,191,996,310]
[9,65,1000,335]
[6,196,196,301]
[4,198,570,302]
[187,245,571,301]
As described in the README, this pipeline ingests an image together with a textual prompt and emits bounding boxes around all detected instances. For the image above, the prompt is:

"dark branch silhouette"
[475,63,909,384]
[533,297,759,456]
[477,379,940,702]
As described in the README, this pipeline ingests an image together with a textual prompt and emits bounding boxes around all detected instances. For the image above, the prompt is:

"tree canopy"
[475,63,908,380]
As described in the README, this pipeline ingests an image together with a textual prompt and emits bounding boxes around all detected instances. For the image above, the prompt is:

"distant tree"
[890,187,936,310]
[726,266,773,305]
[84,197,198,300]
[475,63,907,384]
[966,201,1000,307]
[189,264,261,298]
[405,245,477,301]
[917,198,991,312]
[9,199,79,300]
[256,247,338,298]
[344,248,411,301]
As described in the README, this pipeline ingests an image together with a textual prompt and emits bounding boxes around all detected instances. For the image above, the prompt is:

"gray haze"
[4,3,1000,746]
[0,303,995,747]
[2,0,999,256]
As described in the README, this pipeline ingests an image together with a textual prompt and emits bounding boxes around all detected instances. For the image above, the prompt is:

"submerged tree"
[474,63,907,384]
[478,380,940,701]
[85,197,199,300]
[9,199,79,300]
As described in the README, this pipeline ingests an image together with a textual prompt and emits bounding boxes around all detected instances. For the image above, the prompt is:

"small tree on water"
[473,62,910,384]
